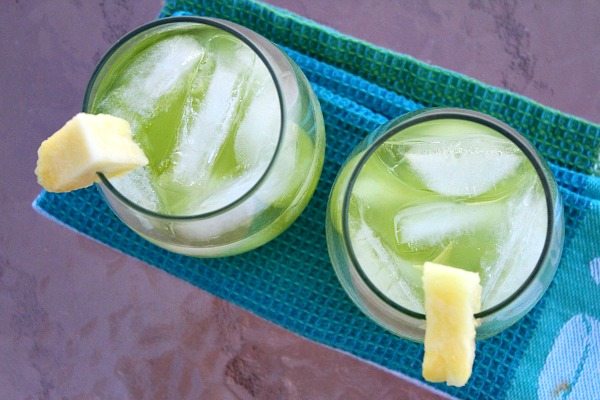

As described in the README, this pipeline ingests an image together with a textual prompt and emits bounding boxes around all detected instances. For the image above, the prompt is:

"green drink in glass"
[327,108,564,340]
[84,17,325,257]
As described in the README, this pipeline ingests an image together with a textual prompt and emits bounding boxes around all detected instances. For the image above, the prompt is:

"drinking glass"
[84,17,325,257]
[326,108,564,340]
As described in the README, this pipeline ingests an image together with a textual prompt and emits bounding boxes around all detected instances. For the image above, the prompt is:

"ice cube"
[110,167,160,211]
[170,197,258,253]
[403,135,522,197]
[394,201,502,249]
[254,122,316,209]
[168,35,257,187]
[480,180,548,307]
[108,36,205,119]
[152,159,264,216]
[192,168,266,214]
[170,186,264,250]
[351,215,424,312]
[234,71,280,172]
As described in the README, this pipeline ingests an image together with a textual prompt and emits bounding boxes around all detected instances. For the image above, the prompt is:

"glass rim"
[341,107,556,319]
[83,16,285,220]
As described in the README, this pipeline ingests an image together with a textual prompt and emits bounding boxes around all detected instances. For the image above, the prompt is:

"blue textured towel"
[34,1,600,398]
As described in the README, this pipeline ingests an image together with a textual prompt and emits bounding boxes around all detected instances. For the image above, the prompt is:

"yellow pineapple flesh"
[422,261,482,387]
[35,113,148,192]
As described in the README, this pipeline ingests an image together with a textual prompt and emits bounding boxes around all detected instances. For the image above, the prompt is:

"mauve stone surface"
[1,1,598,399]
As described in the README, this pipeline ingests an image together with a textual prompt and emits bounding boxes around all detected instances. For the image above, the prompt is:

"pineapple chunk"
[422,261,481,387]
[35,113,148,192]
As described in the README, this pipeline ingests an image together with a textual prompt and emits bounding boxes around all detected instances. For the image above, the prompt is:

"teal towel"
[34,1,600,398]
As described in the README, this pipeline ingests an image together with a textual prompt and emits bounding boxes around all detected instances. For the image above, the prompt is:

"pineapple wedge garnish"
[35,113,148,192]
[422,261,481,387]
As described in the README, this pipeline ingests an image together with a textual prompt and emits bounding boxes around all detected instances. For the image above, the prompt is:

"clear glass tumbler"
[326,108,564,341]
[83,17,325,257]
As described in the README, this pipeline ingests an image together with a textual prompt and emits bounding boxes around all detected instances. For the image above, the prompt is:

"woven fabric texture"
[34,1,600,399]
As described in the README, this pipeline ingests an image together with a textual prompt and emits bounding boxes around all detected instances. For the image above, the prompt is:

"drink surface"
[347,119,548,313]
[90,23,281,216]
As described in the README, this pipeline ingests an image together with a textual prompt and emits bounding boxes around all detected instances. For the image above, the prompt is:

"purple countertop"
[1,1,598,399]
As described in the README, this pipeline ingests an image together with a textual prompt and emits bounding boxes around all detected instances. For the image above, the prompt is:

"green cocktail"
[327,109,564,340]
[84,17,325,257]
